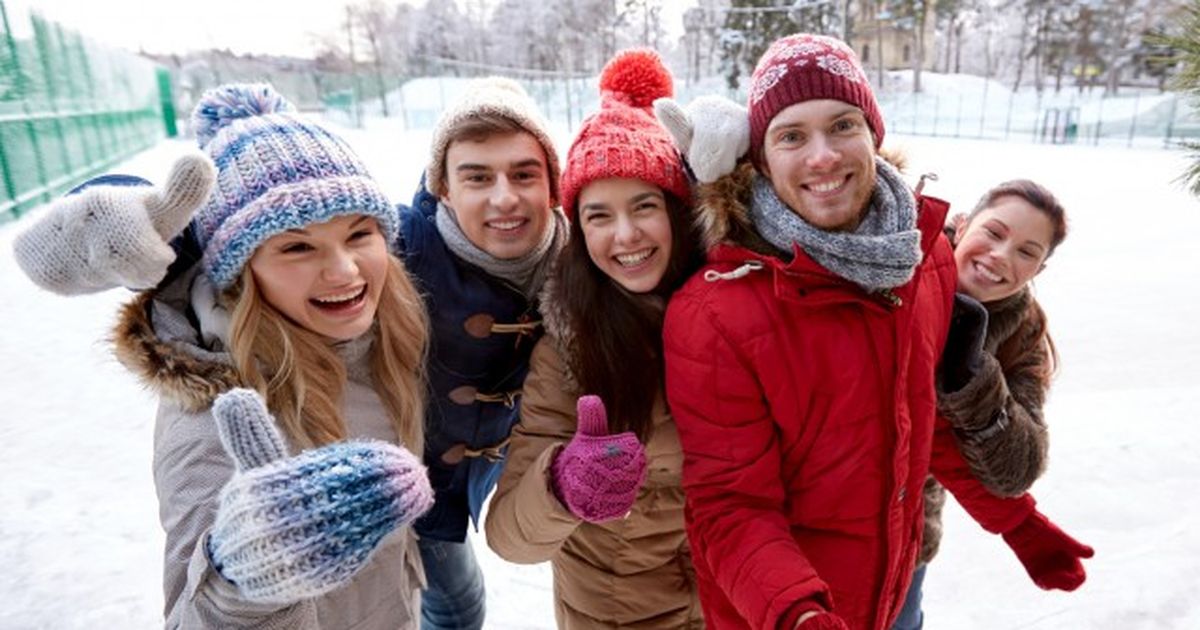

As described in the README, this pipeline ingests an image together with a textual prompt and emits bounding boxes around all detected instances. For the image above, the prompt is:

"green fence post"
[157,67,177,137]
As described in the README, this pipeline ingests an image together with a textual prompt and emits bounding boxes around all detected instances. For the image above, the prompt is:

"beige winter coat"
[485,296,703,629]
[113,272,425,629]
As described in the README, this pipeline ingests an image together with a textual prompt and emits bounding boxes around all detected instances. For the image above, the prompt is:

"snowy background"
[1,120,1198,629]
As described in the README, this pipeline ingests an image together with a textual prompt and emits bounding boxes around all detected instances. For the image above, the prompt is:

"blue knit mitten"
[207,388,434,604]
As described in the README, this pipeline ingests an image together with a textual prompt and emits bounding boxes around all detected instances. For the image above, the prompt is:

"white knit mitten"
[13,151,216,294]
[653,95,749,184]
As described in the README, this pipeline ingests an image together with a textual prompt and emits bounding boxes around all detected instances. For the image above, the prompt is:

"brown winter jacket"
[113,270,425,630]
[920,287,1051,564]
[485,282,704,629]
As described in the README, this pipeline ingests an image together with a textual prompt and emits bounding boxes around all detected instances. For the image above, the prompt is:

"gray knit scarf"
[749,157,923,291]
[435,202,568,299]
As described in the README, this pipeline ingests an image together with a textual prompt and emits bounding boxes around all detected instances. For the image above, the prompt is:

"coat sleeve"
[663,290,832,630]
[937,320,1050,497]
[484,337,583,563]
[154,402,317,629]
[928,412,1036,536]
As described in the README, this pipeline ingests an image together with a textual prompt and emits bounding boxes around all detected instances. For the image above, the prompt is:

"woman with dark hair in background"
[894,179,1074,630]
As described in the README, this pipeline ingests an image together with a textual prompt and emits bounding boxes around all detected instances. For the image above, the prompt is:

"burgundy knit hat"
[560,49,691,220]
[747,34,884,161]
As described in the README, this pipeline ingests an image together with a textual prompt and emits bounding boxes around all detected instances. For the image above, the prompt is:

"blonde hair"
[227,256,428,453]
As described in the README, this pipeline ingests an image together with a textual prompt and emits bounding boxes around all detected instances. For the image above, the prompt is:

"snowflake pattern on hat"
[816,54,864,83]
[750,35,867,104]
[750,63,797,105]
[777,40,826,61]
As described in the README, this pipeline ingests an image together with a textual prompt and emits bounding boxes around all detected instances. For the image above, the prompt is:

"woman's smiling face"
[954,195,1055,303]
[248,214,389,340]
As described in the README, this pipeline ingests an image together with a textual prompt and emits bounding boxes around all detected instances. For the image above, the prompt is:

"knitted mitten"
[1002,510,1094,591]
[207,388,434,604]
[13,151,215,294]
[550,395,648,523]
[794,612,851,630]
[653,94,749,184]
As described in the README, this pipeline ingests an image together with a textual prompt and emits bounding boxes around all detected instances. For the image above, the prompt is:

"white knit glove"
[13,151,216,294]
[653,95,750,184]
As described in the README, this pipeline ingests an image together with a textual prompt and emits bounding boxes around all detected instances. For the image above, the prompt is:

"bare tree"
[348,0,397,116]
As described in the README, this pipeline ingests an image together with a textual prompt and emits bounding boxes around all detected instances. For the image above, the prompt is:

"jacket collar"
[112,284,242,412]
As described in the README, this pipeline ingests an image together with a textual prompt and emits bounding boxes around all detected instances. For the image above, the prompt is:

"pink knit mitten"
[550,395,648,523]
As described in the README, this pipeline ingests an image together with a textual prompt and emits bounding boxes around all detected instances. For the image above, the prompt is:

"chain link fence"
[316,59,1198,153]
[0,2,167,224]
[873,78,1199,150]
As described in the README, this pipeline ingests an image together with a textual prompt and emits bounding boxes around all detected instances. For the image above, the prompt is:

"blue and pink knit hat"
[190,84,397,289]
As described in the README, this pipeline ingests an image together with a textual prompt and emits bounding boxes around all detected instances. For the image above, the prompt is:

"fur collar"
[111,290,242,412]
[983,287,1034,353]
[536,269,581,392]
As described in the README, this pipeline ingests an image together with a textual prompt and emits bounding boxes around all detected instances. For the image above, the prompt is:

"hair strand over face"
[227,257,429,452]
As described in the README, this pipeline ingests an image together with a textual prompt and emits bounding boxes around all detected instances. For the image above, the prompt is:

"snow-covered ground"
[1,127,1197,629]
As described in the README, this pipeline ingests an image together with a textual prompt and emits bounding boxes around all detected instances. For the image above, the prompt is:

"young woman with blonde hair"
[19,84,435,629]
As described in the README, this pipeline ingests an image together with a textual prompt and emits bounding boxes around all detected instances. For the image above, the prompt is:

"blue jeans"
[418,537,486,630]
[891,564,927,630]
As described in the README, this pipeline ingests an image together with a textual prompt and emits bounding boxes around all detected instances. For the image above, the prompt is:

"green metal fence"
[0,2,166,224]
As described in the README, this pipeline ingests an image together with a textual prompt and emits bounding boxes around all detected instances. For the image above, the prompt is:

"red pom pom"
[599,48,673,109]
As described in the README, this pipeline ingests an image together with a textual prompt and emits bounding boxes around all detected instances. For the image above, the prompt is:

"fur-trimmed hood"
[111,281,241,413]
[690,148,911,254]
[533,267,581,392]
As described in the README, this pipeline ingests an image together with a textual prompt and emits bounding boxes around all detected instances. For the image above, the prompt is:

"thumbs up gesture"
[206,388,433,604]
[14,150,215,294]
[549,395,648,523]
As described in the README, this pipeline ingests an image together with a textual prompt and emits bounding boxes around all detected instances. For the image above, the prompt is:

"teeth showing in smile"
[489,219,525,231]
[313,287,365,303]
[615,249,654,267]
[808,179,844,193]
[975,262,1003,283]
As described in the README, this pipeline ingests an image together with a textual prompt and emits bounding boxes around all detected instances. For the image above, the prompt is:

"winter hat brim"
[204,175,396,288]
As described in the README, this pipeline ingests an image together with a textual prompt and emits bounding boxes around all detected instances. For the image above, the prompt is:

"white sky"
[16,0,357,57]
[15,0,692,59]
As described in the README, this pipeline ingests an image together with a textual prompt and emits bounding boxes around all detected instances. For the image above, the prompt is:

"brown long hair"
[226,257,429,451]
[555,192,703,442]
[964,179,1069,384]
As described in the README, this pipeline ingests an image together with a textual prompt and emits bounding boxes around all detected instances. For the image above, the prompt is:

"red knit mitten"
[1002,510,1094,591]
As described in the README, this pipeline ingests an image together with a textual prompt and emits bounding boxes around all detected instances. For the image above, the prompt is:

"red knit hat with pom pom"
[560,49,690,219]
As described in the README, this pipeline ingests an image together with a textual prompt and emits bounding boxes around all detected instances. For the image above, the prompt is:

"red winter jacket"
[663,165,1036,630]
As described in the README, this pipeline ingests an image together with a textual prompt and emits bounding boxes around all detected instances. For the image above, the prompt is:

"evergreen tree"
[723,0,796,80]
[1152,0,1200,195]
